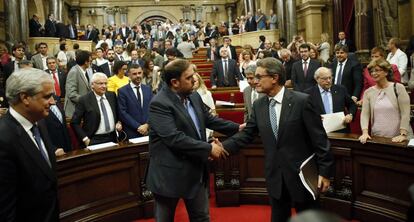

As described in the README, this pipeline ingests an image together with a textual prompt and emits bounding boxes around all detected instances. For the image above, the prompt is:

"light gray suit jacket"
[64,65,91,118]
[243,86,264,122]
[31,53,47,70]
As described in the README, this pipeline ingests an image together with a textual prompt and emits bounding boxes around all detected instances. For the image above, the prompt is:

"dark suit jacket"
[118,84,152,139]
[97,62,113,77]
[29,18,42,37]
[44,98,72,152]
[67,24,78,39]
[218,45,237,60]
[71,91,118,143]
[283,58,297,81]
[86,29,99,43]
[222,89,334,202]
[291,59,321,92]
[2,61,15,84]
[46,69,67,98]
[44,19,56,37]
[0,113,59,221]
[55,22,69,38]
[118,27,131,42]
[146,87,239,199]
[245,17,257,32]
[206,47,219,61]
[210,59,243,87]
[304,85,357,133]
[338,39,356,52]
[330,59,363,99]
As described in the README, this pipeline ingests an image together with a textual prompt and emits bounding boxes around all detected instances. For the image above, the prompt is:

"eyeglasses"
[254,74,273,80]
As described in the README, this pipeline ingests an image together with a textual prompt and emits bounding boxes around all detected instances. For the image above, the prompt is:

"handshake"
[209,138,229,160]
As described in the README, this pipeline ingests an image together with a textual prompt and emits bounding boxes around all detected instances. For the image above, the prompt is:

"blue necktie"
[100,97,111,132]
[269,99,278,139]
[336,63,343,85]
[184,99,202,139]
[30,124,51,167]
[322,90,332,114]
[50,105,63,123]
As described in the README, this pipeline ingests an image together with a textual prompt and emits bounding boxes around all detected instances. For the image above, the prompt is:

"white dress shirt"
[94,93,115,135]
[130,82,143,108]
[335,59,348,85]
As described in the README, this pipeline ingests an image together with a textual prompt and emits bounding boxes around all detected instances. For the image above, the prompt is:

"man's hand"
[55,148,66,157]
[210,138,229,160]
[343,114,353,124]
[137,123,149,135]
[116,121,122,131]
[318,175,330,193]
[351,96,358,103]
[239,123,246,131]
[84,138,90,146]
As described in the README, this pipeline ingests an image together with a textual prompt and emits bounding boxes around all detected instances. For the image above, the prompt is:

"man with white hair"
[0,68,59,221]
[71,73,122,147]
[304,67,356,133]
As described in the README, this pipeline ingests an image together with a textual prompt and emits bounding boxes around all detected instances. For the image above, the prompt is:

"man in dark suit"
[118,23,131,43]
[245,12,257,32]
[29,14,43,37]
[337,31,356,52]
[0,68,59,221]
[304,67,356,133]
[279,48,297,88]
[67,22,78,40]
[55,20,69,38]
[44,95,72,152]
[44,13,57,37]
[210,47,243,88]
[206,38,219,61]
[146,59,240,222]
[2,43,26,82]
[86,24,99,43]
[98,49,116,77]
[45,57,66,98]
[71,73,122,147]
[291,43,321,92]
[222,57,334,222]
[218,37,237,60]
[118,64,152,139]
[330,44,362,102]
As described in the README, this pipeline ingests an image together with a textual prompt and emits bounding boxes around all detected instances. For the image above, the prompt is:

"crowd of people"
[1,11,414,222]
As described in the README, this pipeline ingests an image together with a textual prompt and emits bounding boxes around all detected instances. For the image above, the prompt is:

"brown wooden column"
[354,0,374,63]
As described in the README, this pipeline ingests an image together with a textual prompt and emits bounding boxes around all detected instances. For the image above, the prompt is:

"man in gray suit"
[146,59,241,222]
[243,65,264,122]
[31,42,50,70]
[222,57,334,222]
[64,50,92,118]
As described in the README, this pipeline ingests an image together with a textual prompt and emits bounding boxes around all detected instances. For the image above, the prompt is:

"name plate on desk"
[87,142,118,151]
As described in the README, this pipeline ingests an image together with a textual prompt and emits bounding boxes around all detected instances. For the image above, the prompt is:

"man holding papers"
[221,58,334,222]
[305,67,356,133]
[71,73,123,147]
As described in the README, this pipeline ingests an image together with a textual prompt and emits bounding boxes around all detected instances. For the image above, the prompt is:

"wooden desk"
[57,142,153,222]
[214,134,414,222]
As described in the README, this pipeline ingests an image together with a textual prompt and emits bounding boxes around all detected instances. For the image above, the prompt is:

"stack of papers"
[215,100,235,107]
[129,136,149,144]
[87,142,118,151]
[321,112,346,133]
[408,139,414,148]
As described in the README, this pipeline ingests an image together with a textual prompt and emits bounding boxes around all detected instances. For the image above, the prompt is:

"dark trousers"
[269,179,319,222]
[153,185,210,222]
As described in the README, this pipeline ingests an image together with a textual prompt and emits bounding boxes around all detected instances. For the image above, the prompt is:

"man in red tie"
[45,57,66,98]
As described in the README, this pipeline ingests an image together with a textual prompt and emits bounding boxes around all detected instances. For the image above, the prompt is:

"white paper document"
[129,136,150,144]
[299,153,318,200]
[87,142,118,151]
[408,139,414,147]
[215,100,235,107]
[238,80,249,92]
[321,112,346,133]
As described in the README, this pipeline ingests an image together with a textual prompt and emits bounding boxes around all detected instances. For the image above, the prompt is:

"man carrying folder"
[221,58,334,222]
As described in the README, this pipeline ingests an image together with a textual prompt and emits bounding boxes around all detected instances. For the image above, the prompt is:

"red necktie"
[52,71,61,96]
